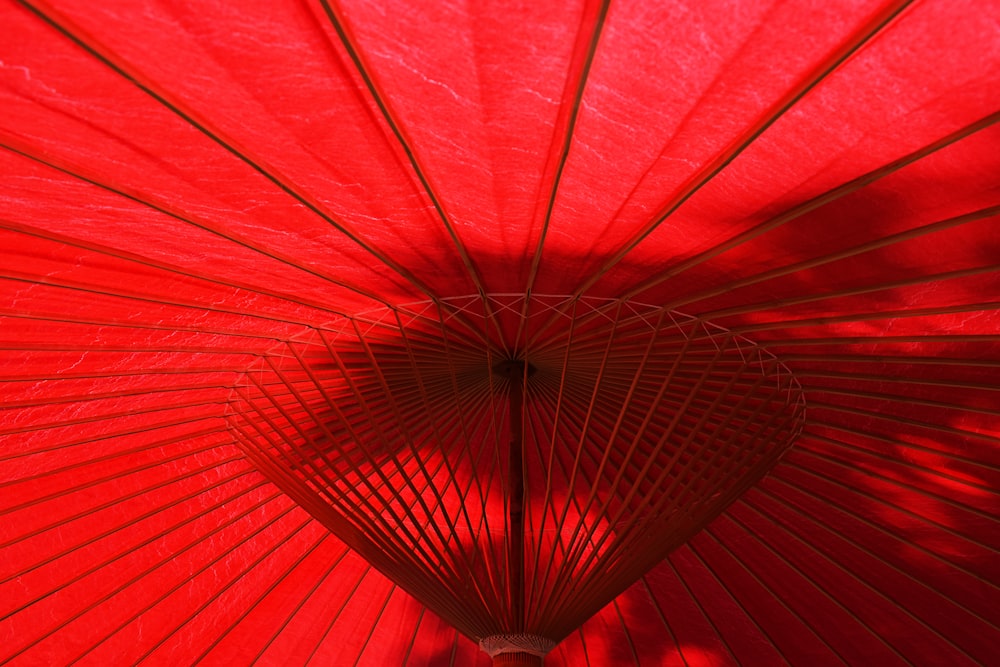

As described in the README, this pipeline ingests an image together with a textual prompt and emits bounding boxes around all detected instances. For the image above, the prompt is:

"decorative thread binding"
[479,634,557,658]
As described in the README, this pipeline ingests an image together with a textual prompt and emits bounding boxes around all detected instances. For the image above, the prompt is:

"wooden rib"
[728,301,1000,336]
[0,429,235,524]
[10,2,462,311]
[0,380,232,409]
[807,400,1000,444]
[0,273,317,338]
[695,527,852,666]
[75,510,314,666]
[347,319,472,585]
[228,421,477,636]
[5,479,296,664]
[530,112,1000,345]
[662,555,743,667]
[234,382,420,562]
[792,441,999,525]
[3,471,268,617]
[805,385,1000,419]
[314,0,495,318]
[780,454,998,555]
[0,141,393,310]
[313,332,469,584]
[803,419,999,472]
[434,307,503,586]
[637,577,684,666]
[530,302,625,619]
[301,563,373,666]
[726,513,913,665]
[351,582,400,667]
[0,397,226,438]
[0,220,362,323]
[699,263,1000,323]
[651,202,1000,314]
[575,0,917,298]
[793,370,1000,394]
[749,482,1000,631]
[537,330,732,632]
[196,536,348,664]
[554,358,800,635]
[682,541,787,664]
[763,472,999,593]
[726,500,976,663]
[243,345,495,636]
[248,544,355,664]
[514,0,612,348]
[620,110,1000,303]
[137,527,330,665]
[782,354,1000,368]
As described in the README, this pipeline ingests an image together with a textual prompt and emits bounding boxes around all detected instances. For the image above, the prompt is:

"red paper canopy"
[2,0,998,665]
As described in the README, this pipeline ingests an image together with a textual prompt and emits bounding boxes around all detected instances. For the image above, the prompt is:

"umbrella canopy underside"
[1,0,998,665]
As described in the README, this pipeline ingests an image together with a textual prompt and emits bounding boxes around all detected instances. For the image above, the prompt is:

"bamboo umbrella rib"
[288,552,376,666]
[138,525,330,665]
[779,455,999,556]
[746,486,1000,632]
[698,263,1000,323]
[783,354,1000,368]
[0,142,397,311]
[233,389,429,568]
[0,398,229,438]
[532,302,626,616]
[519,0,612,302]
[194,534,346,665]
[5,488,298,664]
[707,513,889,665]
[608,599,640,667]
[803,420,1000,475]
[725,501,976,663]
[543,0,920,316]
[3,473,272,624]
[691,530,852,666]
[0,430,235,523]
[636,577,684,665]
[536,332,731,630]
[0,381,236,410]
[791,443,1000,527]
[0,221,369,323]
[1,463,261,589]
[728,301,1000,336]
[235,371,502,635]
[313,0,500,337]
[538,114,1000,347]
[760,475,1000,606]
[620,110,1000,303]
[681,540,786,663]
[82,512,318,667]
[552,311,670,565]
[0,285,307,347]
[662,555,743,667]
[230,423,487,637]
[374,319,478,571]
[11,2,470,316]
[806,401,1000,445]
[555,375,801,635]
[300,563,374,666]
[803,382,1000,417]
[313,333,471,586]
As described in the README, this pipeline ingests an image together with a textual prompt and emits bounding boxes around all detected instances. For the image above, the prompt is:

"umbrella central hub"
[492,358,537,379]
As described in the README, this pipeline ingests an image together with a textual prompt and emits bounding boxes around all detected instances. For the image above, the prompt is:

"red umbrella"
[2,0,998,664]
